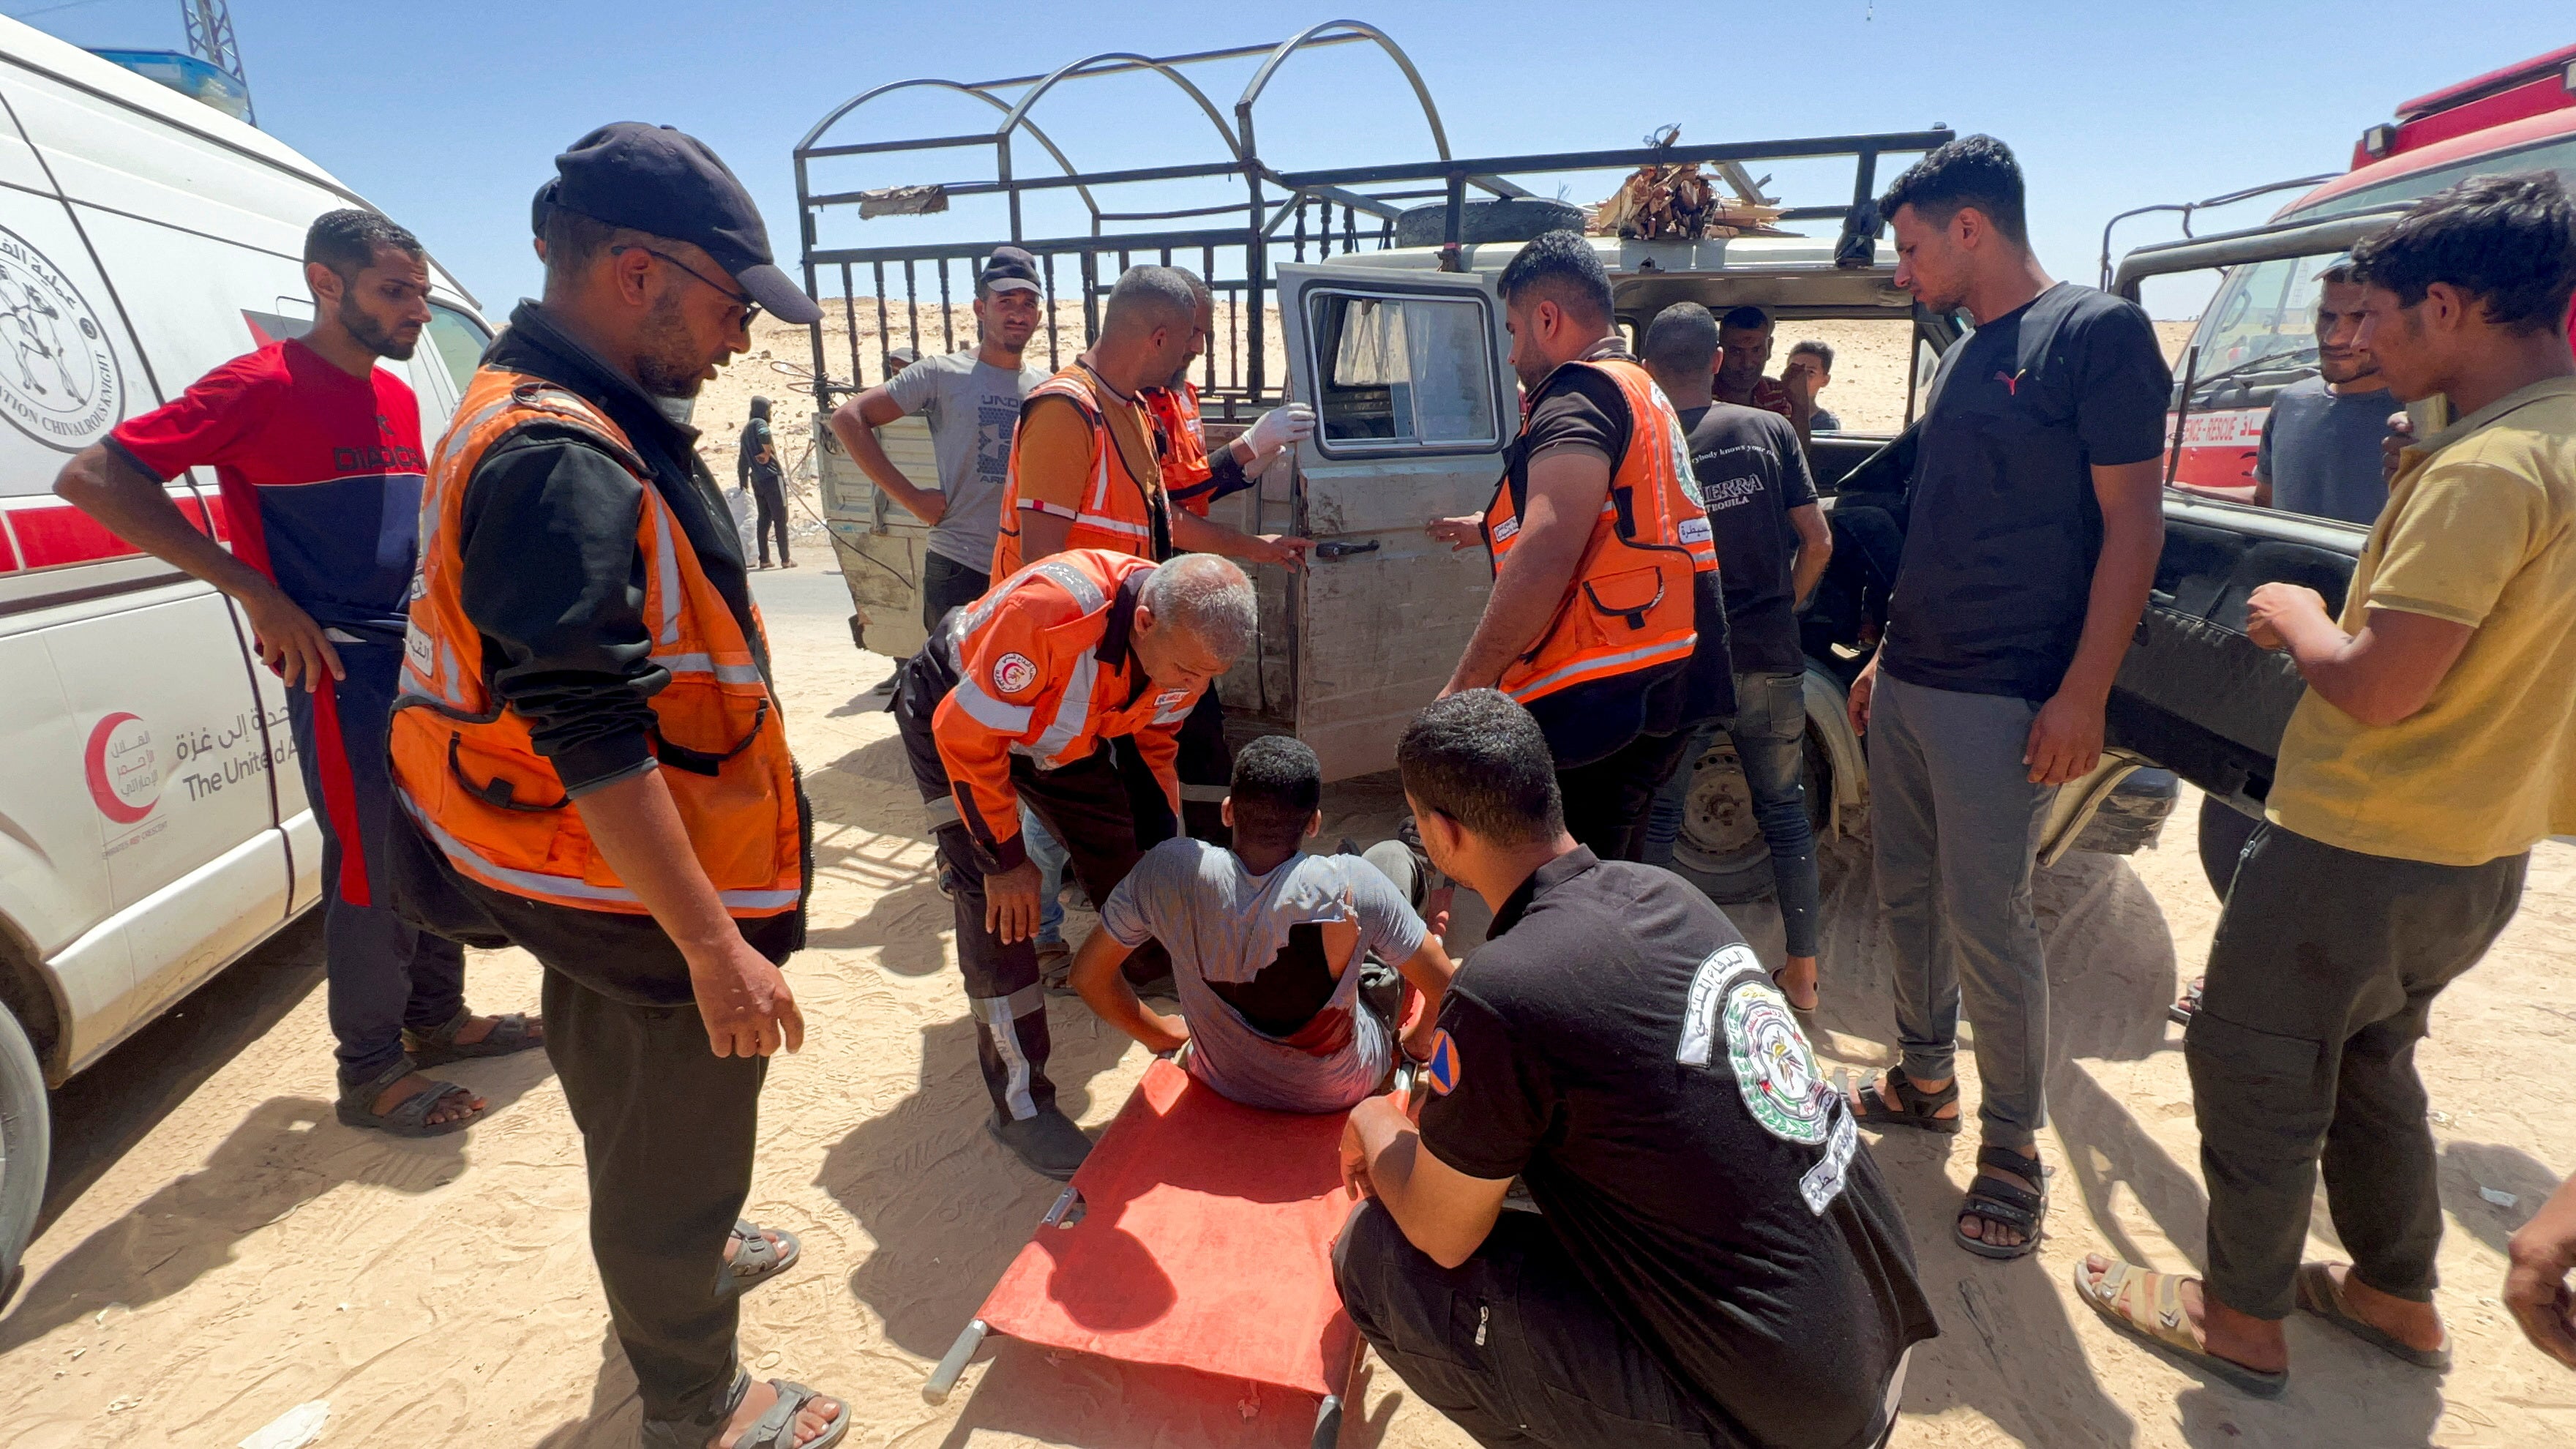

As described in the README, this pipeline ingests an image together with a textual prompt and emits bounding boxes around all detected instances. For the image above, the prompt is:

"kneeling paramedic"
[1428,231,1727,861]
[386,125,847,1449]
[895,550,1258,1177]
[1336,692,1936,1449]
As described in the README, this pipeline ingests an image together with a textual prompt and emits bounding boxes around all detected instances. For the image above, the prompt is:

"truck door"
[1275,263,1513,780]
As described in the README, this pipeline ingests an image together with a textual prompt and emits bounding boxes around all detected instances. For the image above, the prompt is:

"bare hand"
[2244,581,2328,652]
[984,859,1042,944]
[1338,1115,1377,1200]
[239,585,345,692]
[1247,533,1314,571]
[689,936,806,1057]
[2023,689,2106,786]
[1782,360,1821,410]
[1426,514,1483,552]
[2381,411,2414,487]
[1847,652,1879,736]
[2507,1189,2576,1370]
[1140,1008,1191,1056]
[903,490,948,528]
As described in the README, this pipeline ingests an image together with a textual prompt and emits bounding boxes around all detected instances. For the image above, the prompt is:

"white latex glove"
[1243,402,1316,457]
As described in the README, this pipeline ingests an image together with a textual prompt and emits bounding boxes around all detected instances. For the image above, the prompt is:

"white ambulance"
[0,19,493,1306]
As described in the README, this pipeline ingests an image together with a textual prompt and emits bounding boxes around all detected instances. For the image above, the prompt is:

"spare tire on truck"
[1392,198,1587,250]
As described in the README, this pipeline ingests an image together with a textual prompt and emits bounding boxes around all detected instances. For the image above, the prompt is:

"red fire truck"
[2119,43,2576,499]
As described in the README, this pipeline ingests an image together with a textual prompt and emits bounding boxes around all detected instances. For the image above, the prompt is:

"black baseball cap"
[980,246,1041,296]
[535,121,820,325]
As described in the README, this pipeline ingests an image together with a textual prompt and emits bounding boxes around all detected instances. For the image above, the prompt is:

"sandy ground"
[5,544,2572,1448]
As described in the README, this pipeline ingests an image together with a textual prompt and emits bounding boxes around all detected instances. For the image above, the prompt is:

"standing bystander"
[740,394,790,568]
[1637,303,1832,1010]
[51,210,540,1140]
[2077,172,2576,1398]
[1841,135,2170,1260]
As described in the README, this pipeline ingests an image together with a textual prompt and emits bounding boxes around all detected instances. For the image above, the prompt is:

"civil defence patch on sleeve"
[1424,1028,1460,1096]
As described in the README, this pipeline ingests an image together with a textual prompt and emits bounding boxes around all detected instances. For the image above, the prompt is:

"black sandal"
[334,1060,485,1138]
[719,1219,802,1300]
[405,1008,542,1068]
[1846,1068,1961,1134]
[1956,1145,2050,1259]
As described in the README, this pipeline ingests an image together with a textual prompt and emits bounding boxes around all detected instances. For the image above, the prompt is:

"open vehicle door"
[2106,215,2386,886]
[1273,262,1515,780]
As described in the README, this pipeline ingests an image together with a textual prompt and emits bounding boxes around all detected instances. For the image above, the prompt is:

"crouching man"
[1071,735,1456,1114]
[895,549,1254,1178]
[1335,692,1937,1449]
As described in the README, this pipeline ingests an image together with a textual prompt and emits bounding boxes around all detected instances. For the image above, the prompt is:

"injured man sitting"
[1073,737,1454,1114]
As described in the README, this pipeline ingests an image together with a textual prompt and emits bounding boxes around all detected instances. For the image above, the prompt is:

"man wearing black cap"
[829,246,1048,626]
[389,123,846,1448]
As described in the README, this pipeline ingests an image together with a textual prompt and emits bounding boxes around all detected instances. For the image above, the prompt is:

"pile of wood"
[1589,127,1789,241]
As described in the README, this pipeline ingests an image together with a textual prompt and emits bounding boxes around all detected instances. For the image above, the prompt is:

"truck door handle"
[1315,540,1380,561]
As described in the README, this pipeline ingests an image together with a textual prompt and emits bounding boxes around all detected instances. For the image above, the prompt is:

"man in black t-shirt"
[1843,136,2169,1259]
[1335,692,1936,1449]
[1638,303,1834,1009]
[1425,233,1726,861]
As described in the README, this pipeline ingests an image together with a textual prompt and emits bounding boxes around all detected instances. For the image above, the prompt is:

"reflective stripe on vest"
[1484,356,1714,706]
[943,555,1116,769]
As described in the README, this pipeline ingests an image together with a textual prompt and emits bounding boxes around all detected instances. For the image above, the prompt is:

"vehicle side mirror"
[1834,199,1882,271]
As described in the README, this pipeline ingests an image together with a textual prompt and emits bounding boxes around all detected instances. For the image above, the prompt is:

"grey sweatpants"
[1868,675,2056,1148]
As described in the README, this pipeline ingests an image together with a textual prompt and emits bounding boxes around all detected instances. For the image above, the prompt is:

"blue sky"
[20,1,2574,318]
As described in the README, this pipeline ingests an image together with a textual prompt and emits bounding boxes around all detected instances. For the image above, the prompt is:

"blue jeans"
[1022,804,1068,947]
[286,640,468,1089]
[1643,670,1821,958]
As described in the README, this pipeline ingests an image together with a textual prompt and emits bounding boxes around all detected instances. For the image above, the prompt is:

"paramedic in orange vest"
[384,125,847,1449]
[894,551,1257,1179]
[1141,270,1315,842]
[1429,231,1729,861]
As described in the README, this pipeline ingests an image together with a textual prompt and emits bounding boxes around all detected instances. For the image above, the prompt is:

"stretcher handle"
[922,1318,989,1405]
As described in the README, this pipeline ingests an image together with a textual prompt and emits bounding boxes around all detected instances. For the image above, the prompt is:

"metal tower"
[179,0,250,121]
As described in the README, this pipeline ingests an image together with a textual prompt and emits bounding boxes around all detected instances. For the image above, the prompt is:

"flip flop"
[1771,967,1819,1014]
[2296,1262,2452,1371]
[2073,1257,2288,1399]
[719,1219,803,1300]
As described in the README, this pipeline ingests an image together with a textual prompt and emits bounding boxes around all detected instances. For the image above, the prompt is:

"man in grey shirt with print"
[830,246,1049,627]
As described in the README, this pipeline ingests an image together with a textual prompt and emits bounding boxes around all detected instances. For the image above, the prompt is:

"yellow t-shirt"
[2268,375,2576,866]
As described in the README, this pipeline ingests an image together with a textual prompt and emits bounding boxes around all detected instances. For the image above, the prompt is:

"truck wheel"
[0,1006,47,1314]
[1666,729,1831,905]
[1391,198,1588,250]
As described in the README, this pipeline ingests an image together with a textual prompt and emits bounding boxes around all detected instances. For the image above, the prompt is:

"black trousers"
[1555,727,1694,863]
[1176,687,1234,846]
[895,649,1174,1122]
[1336,1203,1734,1449]
[921,552,989,633]
[542,965,769,1438]
[751,471,789,566]
[2191,821,2528,1320]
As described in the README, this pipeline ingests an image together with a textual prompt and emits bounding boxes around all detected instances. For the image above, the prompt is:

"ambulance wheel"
[0,1006,47,1314]
[1666,730,1831,905]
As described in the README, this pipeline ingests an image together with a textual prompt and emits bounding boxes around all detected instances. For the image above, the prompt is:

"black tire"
[1666,727,1832,905]
[0,1007,47,1314]
[1391,198,1588,250]
[2197,795,2260,902]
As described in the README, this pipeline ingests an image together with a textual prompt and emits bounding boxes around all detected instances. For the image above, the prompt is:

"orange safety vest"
[389,370,803,918]
[1142,381,1216,514]
[991,363,1170,575]
[931,550,1199,863]
[1483,355,1717,705]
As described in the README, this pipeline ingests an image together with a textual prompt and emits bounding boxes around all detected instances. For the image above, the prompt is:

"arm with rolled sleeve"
[457,433,667,796]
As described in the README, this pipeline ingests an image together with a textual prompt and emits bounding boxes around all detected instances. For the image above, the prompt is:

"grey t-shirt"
[2257,375,2395,528]
[1101,841,1428,1114]
[883,351,1047,570]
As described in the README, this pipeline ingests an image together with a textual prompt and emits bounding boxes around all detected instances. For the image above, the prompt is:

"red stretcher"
[922,1056,1382,1449]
